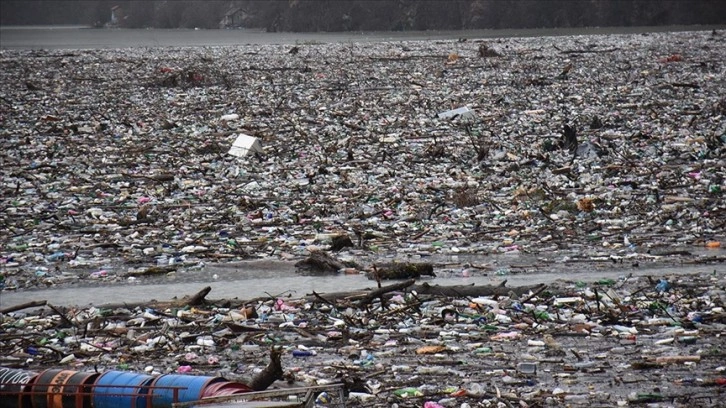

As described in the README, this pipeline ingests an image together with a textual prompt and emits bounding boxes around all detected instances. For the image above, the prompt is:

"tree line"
[2,0,725,31]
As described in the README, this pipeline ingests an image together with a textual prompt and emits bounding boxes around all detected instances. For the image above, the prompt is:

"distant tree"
[122,0,157,28]
[179,1,229,28]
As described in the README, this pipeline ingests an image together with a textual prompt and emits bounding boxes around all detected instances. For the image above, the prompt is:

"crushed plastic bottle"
[314,391,330,405]
[655,279,670,292]
[393,387,423,398]
[292,350,315,357]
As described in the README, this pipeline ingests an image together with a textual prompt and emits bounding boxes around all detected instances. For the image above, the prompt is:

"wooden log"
[248,347,284,391]
[47,303,77,328]
[303,279,416,304]
[184,286,212,306]
[367,262,435,280]
[304,280,546,304]
[124,265,178,277]
[654,355,700,364]
[0,300,47,314]
[330,234,354,251]
[360,279,416,305]
[411,282,547,297]
[295,250,347,274]
[91,286,214,310]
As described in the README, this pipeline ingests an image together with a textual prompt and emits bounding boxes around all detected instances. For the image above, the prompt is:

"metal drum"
[201,380,252,398]
[0,367,38,408]
[31,369,98,408]
[149,374,225,407]
[92,371,155,408]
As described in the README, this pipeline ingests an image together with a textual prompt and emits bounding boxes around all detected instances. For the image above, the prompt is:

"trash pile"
[1,271,724,406]
[1,30,724,291]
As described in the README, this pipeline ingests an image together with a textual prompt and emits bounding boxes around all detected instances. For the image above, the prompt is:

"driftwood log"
[305,280,548,304]
[360,279,416,305]
[412,282,547,297]
[367,262,435,280]
[248,347,284,391]
[330,234,354,251]
[0,300,48,314]
[184,286,211,306]
[295,250,347,274]
[91,286,214,310]
[123,265,178,278]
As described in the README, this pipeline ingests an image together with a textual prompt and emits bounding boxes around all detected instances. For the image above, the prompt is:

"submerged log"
[295,250,347,274]
[367,262,435,280]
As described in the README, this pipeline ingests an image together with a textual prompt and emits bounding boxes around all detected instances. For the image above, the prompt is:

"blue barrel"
[0,367,37,408]
[92,371,155,408]
[149,374,225,408]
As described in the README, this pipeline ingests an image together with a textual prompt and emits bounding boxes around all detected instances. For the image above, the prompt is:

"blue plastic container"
[149,374,225,408]
[92,371,155,408]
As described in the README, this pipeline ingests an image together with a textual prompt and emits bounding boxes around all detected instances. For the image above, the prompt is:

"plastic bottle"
[655,279,670,292]
[466,382,484,396]
[393,387,422,398]
[292,350,315,357]
[315,392,331,405]
[517,362,537,374]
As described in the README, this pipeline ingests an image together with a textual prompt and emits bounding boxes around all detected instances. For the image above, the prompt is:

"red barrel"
[201,381,252,398]
[31,369,99,408]
[0,367,38,408]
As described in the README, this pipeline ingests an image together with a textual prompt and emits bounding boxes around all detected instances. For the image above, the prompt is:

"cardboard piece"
[228,134,263,157]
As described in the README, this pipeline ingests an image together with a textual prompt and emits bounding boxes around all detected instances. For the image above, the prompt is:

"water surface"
[2,25,724,50]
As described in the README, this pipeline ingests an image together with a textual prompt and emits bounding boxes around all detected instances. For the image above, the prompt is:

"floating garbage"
[0,29,722,293]
[1,268,725,406]
[0,28,725,408]
[437,106,475,121]
[228,134,263,158]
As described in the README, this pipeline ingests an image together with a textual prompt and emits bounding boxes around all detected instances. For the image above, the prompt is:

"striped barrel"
[31,369,99,408]
[0,367,38,408]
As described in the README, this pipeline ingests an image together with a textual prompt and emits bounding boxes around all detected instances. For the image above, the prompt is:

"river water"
[2,24,725,50]
[1,24,723,310]
[1,258,720,309]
